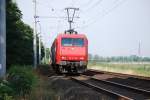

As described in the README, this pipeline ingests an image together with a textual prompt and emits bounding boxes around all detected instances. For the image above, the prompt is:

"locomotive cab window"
[61,38,84,46]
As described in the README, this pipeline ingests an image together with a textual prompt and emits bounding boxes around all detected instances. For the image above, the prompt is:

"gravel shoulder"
[47,75,113,100]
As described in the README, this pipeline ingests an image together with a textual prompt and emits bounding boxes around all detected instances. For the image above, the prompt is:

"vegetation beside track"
[27,65,57,100]
[6,0,45,68]
[28,76,57,100]
[88,62,150,77]
[3,1,49,99]
[0,64,58,100]
[0,65,37,100]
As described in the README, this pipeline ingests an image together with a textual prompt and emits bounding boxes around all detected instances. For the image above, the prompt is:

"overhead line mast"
[33,0,37,68]
[37,21,41,64]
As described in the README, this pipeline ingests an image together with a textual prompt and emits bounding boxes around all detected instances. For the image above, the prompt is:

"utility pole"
[38,36,41,64]
[37,21,41,64]
[138,41,141,57]
[33,0,37,68]
[44,44,47,64]
[65,7,79,33]
[0,0,6,78]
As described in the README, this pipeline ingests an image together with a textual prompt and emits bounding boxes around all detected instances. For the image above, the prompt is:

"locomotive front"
[52,34,88,73]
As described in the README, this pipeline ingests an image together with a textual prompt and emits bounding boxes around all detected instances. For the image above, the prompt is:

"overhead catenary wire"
[36,0,64,20]
[75,0,109,27]
[33,0,79,32]
[37,16,79,19]
[81,0,103,13]
[35,0,126,33]
[78,0,101,11]
[75,0,127,29]
[76,0,104,27]
[78,0,91,8]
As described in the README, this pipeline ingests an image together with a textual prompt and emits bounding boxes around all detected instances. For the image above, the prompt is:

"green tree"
[6,0,33,66]
[6,0,44,67]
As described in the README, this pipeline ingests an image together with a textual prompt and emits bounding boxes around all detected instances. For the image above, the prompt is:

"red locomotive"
[51,32,88,73]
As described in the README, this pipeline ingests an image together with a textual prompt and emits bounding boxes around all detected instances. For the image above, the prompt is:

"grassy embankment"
[0,65,57,100]
[28,65,58,100]
[88,62,150,77]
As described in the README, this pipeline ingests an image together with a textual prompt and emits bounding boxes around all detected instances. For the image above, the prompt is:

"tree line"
[6,0,44,68]
[88,54,150,62]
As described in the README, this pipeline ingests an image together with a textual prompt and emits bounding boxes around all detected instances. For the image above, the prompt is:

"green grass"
[28,78,58,100]
[88,62,150,77]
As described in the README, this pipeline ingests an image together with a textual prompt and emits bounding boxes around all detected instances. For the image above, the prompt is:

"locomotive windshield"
[61,38,84,46]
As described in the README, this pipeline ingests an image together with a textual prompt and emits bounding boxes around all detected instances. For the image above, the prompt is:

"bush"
[7,66,37,97]
[0,79,14,100]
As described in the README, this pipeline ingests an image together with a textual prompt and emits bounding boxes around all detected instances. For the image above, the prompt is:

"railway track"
[87,69,150,80]
[84,69,150,91]
[92,77,150,95]
[71,75,150,100]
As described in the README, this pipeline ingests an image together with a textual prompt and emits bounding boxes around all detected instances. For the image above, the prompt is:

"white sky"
[16,0,150,57]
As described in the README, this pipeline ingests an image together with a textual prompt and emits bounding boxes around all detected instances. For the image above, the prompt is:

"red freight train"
[51,33,88,73]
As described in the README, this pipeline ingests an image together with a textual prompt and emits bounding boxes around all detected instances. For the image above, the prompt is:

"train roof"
[57,33,87,38]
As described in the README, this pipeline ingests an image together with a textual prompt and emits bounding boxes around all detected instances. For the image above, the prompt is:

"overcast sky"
[16,0,150,57]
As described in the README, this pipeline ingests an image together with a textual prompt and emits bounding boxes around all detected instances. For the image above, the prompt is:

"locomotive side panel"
[56,36,61,65]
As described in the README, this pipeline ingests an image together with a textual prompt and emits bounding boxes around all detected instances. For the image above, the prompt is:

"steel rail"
[88,69,150,80]
[71,77,133,100]
[91,77,150,96]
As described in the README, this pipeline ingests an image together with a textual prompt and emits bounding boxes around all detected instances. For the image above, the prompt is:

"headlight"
[61,56,66,59]
[80,57,84,60]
